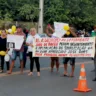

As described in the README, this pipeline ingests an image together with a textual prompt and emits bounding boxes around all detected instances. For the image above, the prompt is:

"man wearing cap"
[8,25,26,74]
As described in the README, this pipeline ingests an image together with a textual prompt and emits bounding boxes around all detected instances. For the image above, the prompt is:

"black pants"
[23,46,28,67]
[94,54,96,77]
[0,56,9,71]
[29,52,40,72]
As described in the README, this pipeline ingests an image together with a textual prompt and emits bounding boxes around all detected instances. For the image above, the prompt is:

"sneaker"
[37,72,40,76]
[6,71,9,74]
[7,71,12,74]
[28,72,33,76]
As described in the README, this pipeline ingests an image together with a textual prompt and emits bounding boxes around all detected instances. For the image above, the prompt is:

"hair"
[70,26,77,33]
[1,30,7,38]
[94,25,96,29]
[16,25,22,29]
[1,30,6,33]
[30,28,37,33]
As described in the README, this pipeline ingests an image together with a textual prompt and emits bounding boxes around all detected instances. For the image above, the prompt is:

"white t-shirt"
[80,34,84,37]
[51,33,57,38]
[26,34,40,52]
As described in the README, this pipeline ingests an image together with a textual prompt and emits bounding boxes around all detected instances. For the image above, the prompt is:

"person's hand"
[48,24,51,28]
[29,44,34,47]
[47,24,51,29]
[48,34,52,37]
[6,50,8,54]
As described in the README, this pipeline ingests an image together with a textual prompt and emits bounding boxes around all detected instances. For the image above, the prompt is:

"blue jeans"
[11,50,23,61]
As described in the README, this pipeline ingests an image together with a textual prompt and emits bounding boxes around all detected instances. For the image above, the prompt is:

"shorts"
[51,57,59,61]
[63,57,75,66]
[11,50,23,61]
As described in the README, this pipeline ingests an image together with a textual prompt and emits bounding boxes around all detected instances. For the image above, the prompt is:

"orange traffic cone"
[74,64,92,92]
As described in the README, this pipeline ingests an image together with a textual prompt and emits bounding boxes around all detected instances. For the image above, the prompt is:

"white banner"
[54,22,69,38]
[7,35,24,50]
[33,37,95,57]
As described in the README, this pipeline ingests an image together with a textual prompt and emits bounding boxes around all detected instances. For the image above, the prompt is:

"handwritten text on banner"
[33,37,95,57]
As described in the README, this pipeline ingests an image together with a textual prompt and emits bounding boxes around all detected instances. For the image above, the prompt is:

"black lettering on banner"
[35,38,93,57]
[59,47,63,49]
[7,42,15,49]
[88,47,92,50]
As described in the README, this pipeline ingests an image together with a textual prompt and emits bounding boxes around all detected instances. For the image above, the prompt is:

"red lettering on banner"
[69,53,91,57]
[40,38,60,42]
[58,54,67,57]
[44,43,47,46]
[35,53,42,56]
[85,54,91,57]
[61,38,67,42]
[48,43,58,46]
[36,38,40,42]
[44,53,57,57]
[36,43,42,47]
[65,38,90,42]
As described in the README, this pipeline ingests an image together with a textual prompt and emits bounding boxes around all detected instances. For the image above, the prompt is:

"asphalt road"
[0,57,96,96]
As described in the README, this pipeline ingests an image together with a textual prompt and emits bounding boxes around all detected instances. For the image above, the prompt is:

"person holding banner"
[92,26,96,81]
[0,30,9,73]
[62,26,77,77]
[91,26,96,72]
[26,28,41,76]
[8,25,25,74]
[46,24,60,73]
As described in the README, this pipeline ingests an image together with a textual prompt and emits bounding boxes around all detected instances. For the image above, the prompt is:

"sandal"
[69,74,74,77]
[61,74,69,77]
[0,70,3,73]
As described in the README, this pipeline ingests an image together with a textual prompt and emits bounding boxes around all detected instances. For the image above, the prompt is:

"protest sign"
[33,37,95,57]
[54,22,69,38]
[7,35,24,50]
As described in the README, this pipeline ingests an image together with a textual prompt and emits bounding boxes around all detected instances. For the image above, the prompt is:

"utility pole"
[38,0,44,34]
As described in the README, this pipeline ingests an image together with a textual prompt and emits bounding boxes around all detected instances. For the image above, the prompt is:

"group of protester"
[0,25,41,76]
[0,24,96,80]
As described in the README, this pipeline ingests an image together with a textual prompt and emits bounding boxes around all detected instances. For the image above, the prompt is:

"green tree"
[18,4,39,21]
[0,0,96,30]
[44,0,96,30]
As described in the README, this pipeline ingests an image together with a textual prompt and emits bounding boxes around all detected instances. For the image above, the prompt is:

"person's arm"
[48,24,55,33]
[5,38,10,54]
[26,43,33,47]
[70,30,77,37]
[46,26,52,37]
[6,49,9,54]
[26,36,33,47]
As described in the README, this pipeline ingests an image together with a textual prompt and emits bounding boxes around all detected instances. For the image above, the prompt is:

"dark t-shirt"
[0,37,7,51]
[62,33,75,60]
[63,33,74,38]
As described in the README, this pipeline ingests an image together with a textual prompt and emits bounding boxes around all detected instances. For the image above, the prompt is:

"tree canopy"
[0,0,96,30]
